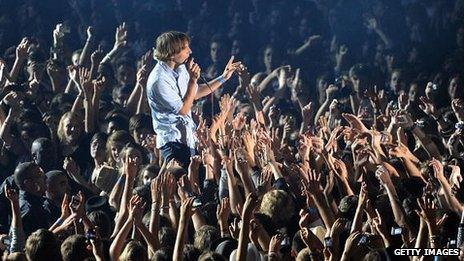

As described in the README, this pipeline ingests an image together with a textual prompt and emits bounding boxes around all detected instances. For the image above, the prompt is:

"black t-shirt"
[58,132,94,181]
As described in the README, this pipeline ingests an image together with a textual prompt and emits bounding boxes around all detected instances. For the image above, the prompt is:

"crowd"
[1,0,464,260]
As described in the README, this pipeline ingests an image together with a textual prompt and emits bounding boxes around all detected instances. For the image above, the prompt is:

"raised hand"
[269,234,283,255]
[429,158,446,183]
[325,84,339,101]
[150,177,162,207]
[243,131,256,165]
[93,76,106,95]
[68,65,79,84]
[136,64,149,87]
[63,157,80,177]
[0,59,8,87]
[416,196,437,225]
[4,184,19,206]
[16,37,31,60]
[418,96,437,118]
[452,98,464,121]
[114,22,128,50]
[60,193,70,219]
[277,66,290,88]
[91,45,104,65]
[222,56,243,81]
[201,148,215,169]
[333,158,348,180]
[70,191,85,218]
[216,198,231,229]
[229,218,240,239]
[342,113,368,133]
[86,26,95,41]
[53,24,67,46]
[180,197,195,219]
[140,49,153,68]
[2,91,21,108]
[232,112,246,130]
[300,169,323,194]
[365,18,378,30]
[392,112,414,129]
[128,195,144,225]
[78,67,93,99]
[123,153,138,179]
[375,165,392,186]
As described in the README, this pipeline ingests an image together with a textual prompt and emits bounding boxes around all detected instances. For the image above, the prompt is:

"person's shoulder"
[147,63,169,87]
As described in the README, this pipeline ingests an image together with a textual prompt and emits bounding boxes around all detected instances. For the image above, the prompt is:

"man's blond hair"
[154,31,190,62]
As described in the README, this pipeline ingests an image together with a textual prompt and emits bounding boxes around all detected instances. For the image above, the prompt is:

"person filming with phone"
[146,31,242,167]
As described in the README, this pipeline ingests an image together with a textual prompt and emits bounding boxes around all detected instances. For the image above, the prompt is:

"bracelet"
[216,75,226,84]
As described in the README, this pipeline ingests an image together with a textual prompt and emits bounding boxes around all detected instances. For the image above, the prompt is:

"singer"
[147,31,241,167]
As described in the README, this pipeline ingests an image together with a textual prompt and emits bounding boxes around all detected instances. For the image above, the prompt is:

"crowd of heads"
[1,0,464,260]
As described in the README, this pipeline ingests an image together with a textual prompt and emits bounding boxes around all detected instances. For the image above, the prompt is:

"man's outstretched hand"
[222,56,243,80]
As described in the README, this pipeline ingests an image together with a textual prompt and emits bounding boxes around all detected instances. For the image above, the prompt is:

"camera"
[391,227,403,235]
[324,237,333,247]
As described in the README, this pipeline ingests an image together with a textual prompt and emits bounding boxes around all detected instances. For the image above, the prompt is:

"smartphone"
[455,122,464,131]
[358,234,370,246]
[2,236,11,247]
[70,195,80,210]
[324,237,333,247]
[391,227,403,236]
[280,236,291,253]
[448,239,457,248]
[281,236,291,246]
[192,197,203,208]
[86,228,96,241]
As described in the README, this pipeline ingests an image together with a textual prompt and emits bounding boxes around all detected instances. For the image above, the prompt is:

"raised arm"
[236,193,258,261]
[4,184,25,253]
[376,166,414,238]
[173,197,194,261]
[78,27,96,67]
[109,195,140,260]
[100,23,128,65]
[195,56,242,99]
[9,38,30,82]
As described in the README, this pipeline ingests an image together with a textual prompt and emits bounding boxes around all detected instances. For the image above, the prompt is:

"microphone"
[187,56,212,90]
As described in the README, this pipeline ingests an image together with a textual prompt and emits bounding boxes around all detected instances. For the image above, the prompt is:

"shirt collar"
[158,60,185,78]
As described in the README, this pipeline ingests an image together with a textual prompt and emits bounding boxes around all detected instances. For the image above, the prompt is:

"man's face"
[46,175,69,202]
[26,165,46,196]
[63,116,82,145]
[172,41,191,65]
[31,141,56,172]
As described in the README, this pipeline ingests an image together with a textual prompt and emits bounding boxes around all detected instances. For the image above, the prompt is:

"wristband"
[217,75,226,84]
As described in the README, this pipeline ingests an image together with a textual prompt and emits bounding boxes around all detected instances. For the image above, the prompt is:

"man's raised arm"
[195,56,242,99]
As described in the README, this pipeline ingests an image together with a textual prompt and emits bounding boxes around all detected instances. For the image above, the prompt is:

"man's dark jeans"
[159,142,193,169]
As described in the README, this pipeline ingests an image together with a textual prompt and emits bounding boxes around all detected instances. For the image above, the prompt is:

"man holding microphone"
[147,31,241,167]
